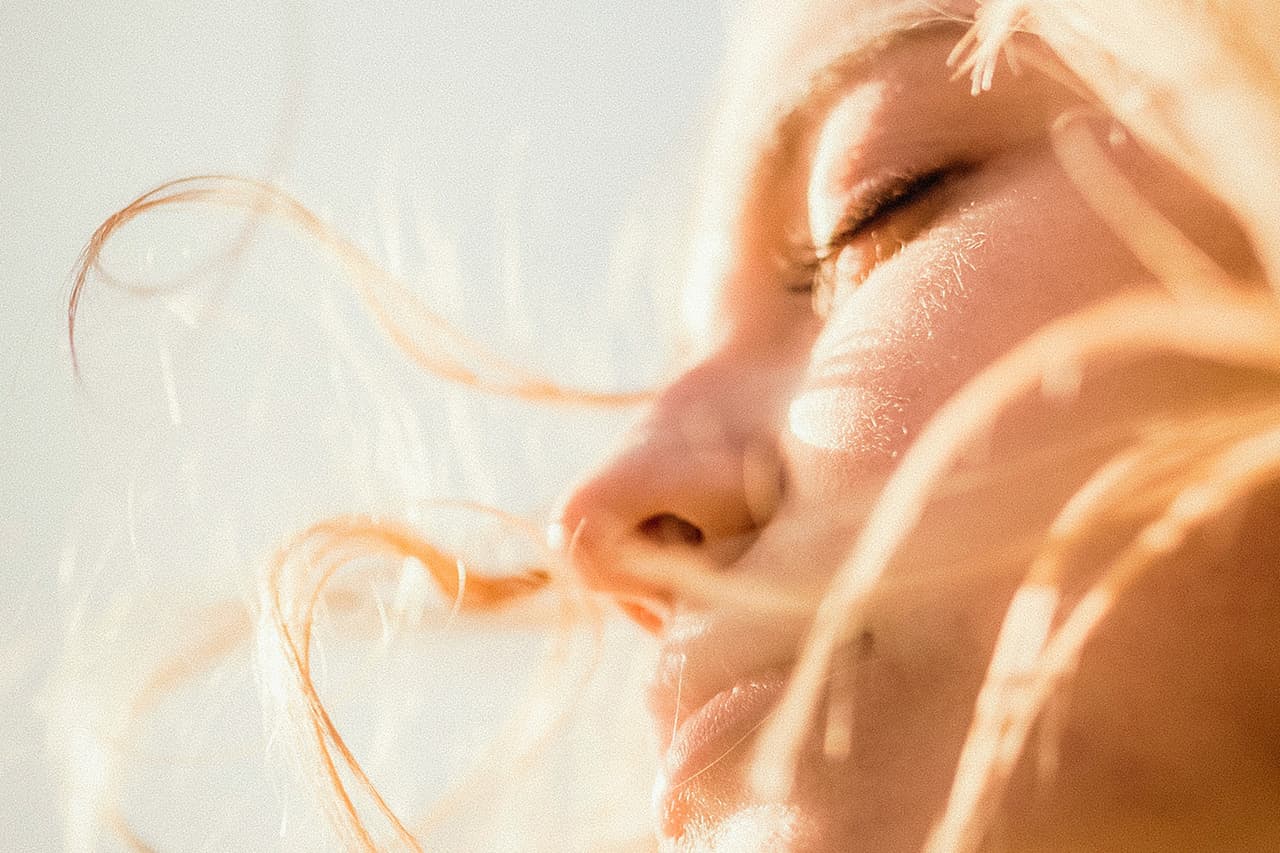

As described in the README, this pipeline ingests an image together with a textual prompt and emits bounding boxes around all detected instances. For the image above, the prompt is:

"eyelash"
[787,164,962,309]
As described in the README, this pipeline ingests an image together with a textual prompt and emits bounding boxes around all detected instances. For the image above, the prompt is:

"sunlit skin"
[556,3,1280,851]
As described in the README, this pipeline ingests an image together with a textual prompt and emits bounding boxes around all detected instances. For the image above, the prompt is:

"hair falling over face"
[51,0,1280,850]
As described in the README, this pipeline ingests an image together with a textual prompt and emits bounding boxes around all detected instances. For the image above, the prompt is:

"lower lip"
[654,670,788,839]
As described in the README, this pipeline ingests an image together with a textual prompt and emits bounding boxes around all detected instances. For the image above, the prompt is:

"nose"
[553,349,787,633]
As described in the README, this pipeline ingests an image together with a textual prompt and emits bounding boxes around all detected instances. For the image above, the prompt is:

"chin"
[662,803,805,853]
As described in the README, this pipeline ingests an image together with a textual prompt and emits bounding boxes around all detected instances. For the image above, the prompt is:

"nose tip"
[551,503,681,634]
[551,434,779,634]
[551,351,790,632]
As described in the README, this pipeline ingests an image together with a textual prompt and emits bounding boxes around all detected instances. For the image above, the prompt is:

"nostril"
[637,513,705,547]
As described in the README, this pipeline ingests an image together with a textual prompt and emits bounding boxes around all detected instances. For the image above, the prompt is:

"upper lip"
[647,627,790,756]
[647,643,696,755]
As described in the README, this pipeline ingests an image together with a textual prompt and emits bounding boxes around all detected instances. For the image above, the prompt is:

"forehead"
[711,0,977,159]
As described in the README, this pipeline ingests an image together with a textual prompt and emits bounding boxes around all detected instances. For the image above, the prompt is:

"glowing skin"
[557,4,1278,851]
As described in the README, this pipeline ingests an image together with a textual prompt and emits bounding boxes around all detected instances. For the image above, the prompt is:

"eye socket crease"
[784,161,974,317]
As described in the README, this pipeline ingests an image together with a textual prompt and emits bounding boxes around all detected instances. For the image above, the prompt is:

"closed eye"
[788,163,969,317]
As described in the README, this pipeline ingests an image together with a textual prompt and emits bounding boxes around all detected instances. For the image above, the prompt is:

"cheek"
[788,159,1152,469]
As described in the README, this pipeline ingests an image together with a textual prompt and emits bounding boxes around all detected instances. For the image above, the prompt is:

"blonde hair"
[52,1,1280,850]
[57,172,656,850]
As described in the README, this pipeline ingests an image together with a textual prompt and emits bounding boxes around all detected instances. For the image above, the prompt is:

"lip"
[650,666,788,839]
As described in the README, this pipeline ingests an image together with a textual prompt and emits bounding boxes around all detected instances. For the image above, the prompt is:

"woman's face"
[557,2,1275,851]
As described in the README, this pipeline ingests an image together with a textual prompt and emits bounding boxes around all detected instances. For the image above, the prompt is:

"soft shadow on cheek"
[784,209,1060,461]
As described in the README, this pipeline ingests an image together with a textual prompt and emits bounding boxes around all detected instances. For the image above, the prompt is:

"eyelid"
[816,164,962,260]
[779,162,969,300]
[791,161,973,318]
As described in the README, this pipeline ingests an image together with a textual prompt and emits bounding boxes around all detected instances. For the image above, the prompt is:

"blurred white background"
[1,2,726,848]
